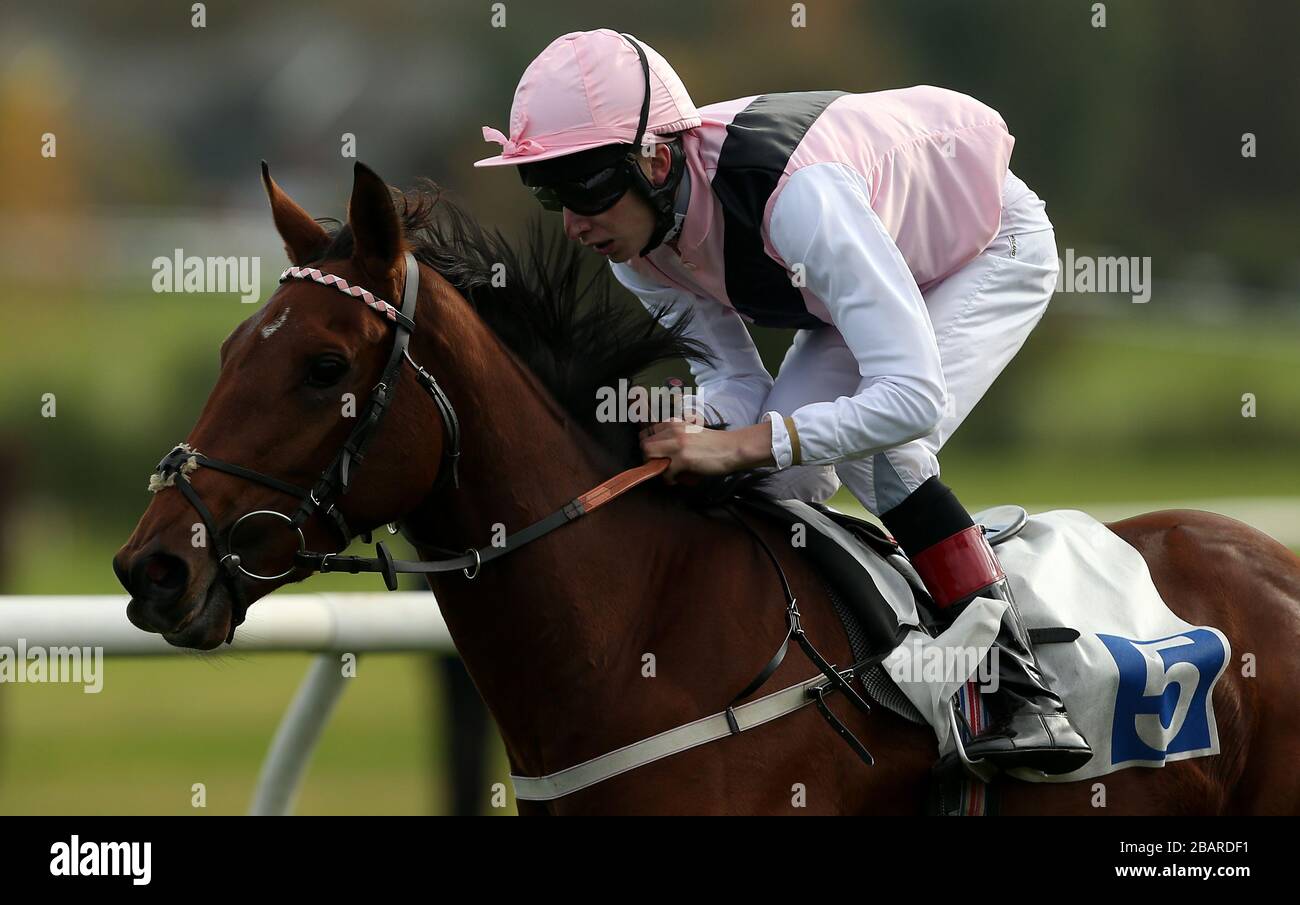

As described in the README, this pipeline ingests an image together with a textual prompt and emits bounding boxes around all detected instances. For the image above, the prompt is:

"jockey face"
[553,144,674,264]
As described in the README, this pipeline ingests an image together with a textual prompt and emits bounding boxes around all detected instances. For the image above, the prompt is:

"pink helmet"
[475,29,702,168]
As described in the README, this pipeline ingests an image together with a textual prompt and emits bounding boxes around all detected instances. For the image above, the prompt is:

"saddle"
[733,496,1046,662]
[731,496,1039,811]
[732,496,929,642]
[730,498,1108,814]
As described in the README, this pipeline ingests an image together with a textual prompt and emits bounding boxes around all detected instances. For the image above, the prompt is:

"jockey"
[475,29,1091,776]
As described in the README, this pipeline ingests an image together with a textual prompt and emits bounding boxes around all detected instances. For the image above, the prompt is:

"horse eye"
[306,355,349,388]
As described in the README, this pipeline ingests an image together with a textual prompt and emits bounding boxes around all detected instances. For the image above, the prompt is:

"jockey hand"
[639,413,776,484]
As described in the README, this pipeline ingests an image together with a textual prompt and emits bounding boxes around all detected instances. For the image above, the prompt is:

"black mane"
[319,184,724,474]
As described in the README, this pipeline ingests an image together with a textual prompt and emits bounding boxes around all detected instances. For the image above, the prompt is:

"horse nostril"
[112,553,131,593]
[129,552,189,600]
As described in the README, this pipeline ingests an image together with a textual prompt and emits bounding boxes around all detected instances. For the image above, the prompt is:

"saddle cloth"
[889,508,1231,782]
[743,499,1232,784]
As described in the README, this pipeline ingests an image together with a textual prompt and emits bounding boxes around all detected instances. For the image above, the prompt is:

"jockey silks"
[620,86,1015,328]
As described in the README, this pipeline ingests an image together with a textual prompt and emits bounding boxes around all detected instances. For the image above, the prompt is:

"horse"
[113,162,1300,815]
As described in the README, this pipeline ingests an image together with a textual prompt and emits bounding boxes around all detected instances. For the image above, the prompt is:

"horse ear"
[347,161,403,280]
[261,161,331,265]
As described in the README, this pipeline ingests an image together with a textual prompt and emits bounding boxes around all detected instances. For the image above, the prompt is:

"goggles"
[529,160,634,216]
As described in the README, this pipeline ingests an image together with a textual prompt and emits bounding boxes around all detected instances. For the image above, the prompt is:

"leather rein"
[149,251,668,641]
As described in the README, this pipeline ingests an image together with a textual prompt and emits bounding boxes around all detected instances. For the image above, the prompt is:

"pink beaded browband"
[278,265,409,327]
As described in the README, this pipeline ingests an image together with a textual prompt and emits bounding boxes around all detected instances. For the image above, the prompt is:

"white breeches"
[758,176,1060,515]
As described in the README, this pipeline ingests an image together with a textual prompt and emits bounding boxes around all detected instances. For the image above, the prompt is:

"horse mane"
[316,183,768,502]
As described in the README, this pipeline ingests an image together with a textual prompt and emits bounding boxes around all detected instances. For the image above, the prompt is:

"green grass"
[0,651,515,815]
[0,286,239,441]
[917,448,1299,509]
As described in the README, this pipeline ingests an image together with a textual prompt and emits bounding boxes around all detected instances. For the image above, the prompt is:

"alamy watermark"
[595,378,700,424]
[1056,248,1152,303]
[50,836,150,885]
[152,249,261,303]
[886,642,999,693]
[0,640,104,693]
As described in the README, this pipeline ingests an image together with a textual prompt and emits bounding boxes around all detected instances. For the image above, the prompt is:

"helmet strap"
[629,140,686,257]
[618,33,687,257]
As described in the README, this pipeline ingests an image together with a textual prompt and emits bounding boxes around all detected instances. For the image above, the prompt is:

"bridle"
[149,251,456,638]
[149,250,666,642]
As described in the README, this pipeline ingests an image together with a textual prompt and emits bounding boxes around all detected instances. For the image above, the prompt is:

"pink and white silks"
[611,89,1059,516]
[475,30,1060,517]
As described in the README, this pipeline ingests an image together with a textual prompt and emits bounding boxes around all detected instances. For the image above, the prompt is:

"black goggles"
[530,162,633,216]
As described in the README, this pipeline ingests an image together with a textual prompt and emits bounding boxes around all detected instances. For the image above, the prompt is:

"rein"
[149,251,667,637]
[297,457,670,586]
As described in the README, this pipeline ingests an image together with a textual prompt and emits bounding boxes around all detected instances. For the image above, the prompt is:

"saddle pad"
[881,509,1232,783]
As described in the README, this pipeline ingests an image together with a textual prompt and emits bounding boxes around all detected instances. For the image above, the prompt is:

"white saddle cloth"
[878,509,1231,783]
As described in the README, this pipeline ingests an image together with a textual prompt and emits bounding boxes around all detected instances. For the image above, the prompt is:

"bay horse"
[113,163,1300,815]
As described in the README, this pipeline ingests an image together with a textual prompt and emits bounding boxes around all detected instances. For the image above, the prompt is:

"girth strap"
[719,503,900,766]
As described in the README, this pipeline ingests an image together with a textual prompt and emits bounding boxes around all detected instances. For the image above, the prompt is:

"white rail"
[0,593,455,815]
[0,592,452,654]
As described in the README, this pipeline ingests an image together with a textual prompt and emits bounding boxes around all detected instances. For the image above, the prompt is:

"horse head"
[113,163,450,649]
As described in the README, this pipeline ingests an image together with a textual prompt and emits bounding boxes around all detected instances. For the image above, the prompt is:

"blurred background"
[0,0,1296,814]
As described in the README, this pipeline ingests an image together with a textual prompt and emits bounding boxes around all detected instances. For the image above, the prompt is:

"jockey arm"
[609,260,774,430]
[612,162,948,480]
[764,162,948,468]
